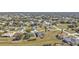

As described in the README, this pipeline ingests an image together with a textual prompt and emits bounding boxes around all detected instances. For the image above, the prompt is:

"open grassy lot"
[0,30,66,46]
[0,24,72,46]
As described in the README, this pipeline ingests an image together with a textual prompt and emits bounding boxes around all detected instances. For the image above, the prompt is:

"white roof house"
[1,33,14,37]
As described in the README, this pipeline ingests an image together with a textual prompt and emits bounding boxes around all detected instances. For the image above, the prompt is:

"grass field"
[0,30,66,46]
[0,24,71,46]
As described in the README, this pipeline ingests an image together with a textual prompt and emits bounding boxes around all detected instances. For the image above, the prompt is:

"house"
[57,31,79,45]
[1,32,15,37]
[31,30,44,39]
[12,32,22,41]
